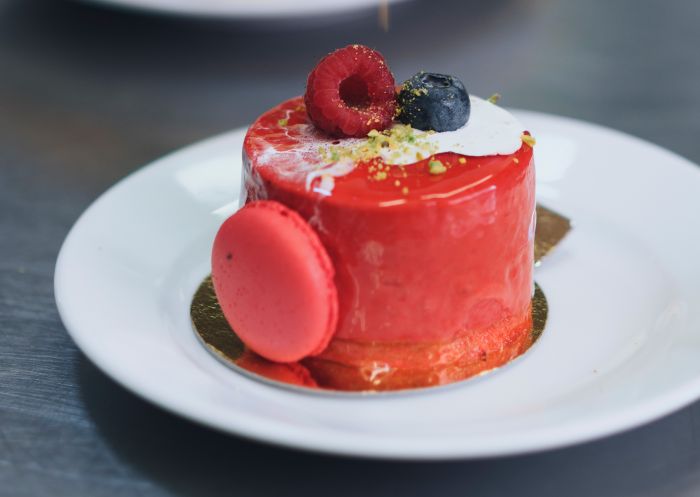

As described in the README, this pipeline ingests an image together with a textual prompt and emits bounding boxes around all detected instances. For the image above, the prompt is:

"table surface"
[2,0,700,495]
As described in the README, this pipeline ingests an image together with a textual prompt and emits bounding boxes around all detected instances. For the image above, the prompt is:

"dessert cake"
[211,45,537,391]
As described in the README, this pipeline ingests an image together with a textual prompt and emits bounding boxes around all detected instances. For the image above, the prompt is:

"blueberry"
[397,72,470,132]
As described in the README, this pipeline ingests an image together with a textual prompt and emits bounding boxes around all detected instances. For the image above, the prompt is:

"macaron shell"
[211,200,338,363]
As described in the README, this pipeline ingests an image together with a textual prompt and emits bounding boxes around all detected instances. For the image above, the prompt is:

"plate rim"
[54,109,700,459]
[77,0,406,19]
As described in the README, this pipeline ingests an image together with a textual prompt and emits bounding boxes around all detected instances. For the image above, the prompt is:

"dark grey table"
[2,0,700,495]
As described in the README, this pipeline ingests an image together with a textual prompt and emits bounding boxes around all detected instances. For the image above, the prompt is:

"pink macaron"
[211,200,338,363]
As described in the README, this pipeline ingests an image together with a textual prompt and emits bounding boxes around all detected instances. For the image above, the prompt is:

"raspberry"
[304,45,396,138]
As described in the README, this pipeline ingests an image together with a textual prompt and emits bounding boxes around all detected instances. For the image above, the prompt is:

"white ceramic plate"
[55,111,700,459]
[79,0,404,19]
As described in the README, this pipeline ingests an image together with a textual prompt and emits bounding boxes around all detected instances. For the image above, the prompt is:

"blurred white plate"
[55,111,700,459]
[80,0,405,18]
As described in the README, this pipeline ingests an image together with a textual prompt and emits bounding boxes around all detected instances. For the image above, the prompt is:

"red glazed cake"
[213,45,536,391]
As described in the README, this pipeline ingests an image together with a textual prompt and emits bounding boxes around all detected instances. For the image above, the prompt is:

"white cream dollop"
[420,96,524,157]
[318,96,524,166]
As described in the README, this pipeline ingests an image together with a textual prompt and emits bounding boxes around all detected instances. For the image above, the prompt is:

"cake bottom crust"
[303,306,534,391]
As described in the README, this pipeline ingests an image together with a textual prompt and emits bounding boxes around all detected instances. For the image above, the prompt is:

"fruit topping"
[304,45,396,138]
[397,72,470,132]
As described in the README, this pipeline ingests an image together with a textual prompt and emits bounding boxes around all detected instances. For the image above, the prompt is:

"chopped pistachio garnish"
[487,93,502,104]
[402,186,409,195]
[428,160,447,175]
[521,133,536,147]
[278,118,289,126]
[458,157,467,164]
[318,124,438,166]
